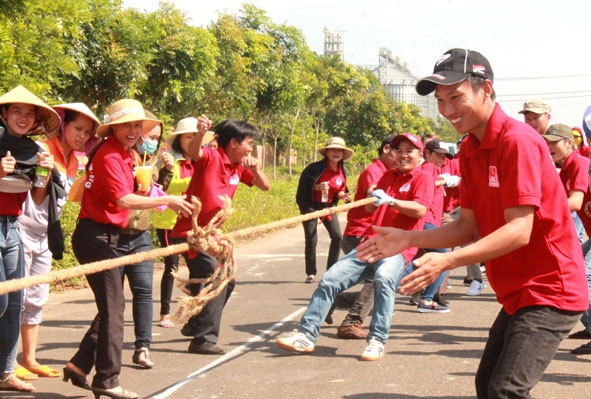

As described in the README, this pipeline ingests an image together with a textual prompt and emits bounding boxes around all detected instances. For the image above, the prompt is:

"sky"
[123,0,591,128]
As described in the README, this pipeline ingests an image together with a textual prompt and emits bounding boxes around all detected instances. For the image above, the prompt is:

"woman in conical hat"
[15,102,100,382]
[0,85,61,393]
[64,99,194,399]
[0,85,60,136]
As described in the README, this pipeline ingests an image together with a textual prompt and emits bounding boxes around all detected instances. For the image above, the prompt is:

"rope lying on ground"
[0,196,378,319]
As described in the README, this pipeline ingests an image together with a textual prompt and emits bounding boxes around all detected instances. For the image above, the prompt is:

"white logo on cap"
[436,53,451,66]
[473,65,486,75]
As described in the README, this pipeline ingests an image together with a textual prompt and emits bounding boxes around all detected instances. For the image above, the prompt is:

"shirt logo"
[336,177,343,186]
[399,183,411,193]
[488,166,499,188]
[229,174,240,185]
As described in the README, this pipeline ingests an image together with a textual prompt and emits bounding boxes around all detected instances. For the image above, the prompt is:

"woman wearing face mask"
[117,111,163,370]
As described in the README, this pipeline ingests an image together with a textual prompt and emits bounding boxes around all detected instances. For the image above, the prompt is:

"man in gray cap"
[518,99,551,135]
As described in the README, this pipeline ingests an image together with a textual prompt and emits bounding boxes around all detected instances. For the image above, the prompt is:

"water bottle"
[321,187,329,203]
[34,166,49,188]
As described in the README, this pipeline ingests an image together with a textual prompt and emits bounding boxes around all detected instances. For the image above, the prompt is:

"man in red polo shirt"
[357,48,588,398]
[171,117,270,355]
[277,133,433,361]
[335,133,397,339]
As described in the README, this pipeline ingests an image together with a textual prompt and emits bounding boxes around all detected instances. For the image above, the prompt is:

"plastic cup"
[135,165,153,193]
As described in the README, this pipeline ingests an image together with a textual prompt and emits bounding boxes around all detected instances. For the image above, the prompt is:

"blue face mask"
[138,138,158,155]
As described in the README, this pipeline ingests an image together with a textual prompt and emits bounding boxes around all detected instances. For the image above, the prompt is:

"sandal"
[26,364,61,378]
[0,373,36,392]
[15,366,38,381]
[132,348,154,369]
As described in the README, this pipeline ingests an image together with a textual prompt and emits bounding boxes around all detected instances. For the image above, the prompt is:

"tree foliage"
[1,0,438,164]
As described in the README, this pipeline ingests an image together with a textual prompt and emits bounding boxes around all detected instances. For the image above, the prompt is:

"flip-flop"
[26,365,61,378]
[14,367,38,381]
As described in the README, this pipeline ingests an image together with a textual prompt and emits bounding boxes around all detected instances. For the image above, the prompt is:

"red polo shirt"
[559,151,590,197]
[313,160,347,204]
[441,157,460,212]
[420,162,443,226]
[460,104,588,315]
[344,158,387,237]
[172,147,255,237]
[78,137,135,228]
[369,167,433,263]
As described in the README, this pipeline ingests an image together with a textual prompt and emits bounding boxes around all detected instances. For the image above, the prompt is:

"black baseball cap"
[425,139,453,159]
[416,48,494,96]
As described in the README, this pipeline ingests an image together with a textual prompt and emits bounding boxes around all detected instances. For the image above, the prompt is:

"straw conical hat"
[0,85,60,134]
[52,103,101,136]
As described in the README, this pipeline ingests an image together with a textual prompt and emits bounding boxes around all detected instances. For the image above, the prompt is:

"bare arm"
[243,154,270,191]
[116,193,194,217]
[187,115,213,162]
[567,190,584,212]
[365,198,428,219]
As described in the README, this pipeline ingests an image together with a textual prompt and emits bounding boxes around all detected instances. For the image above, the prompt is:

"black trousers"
[182,250,235,345]
[70,218,124,390]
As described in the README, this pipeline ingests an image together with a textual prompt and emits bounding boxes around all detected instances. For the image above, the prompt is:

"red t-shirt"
[344,158,387,237]
[368,167,434,263]
[78,137,134,228]
[171,147,255,237]
[313,160,347,204]
[459,104,588,315]
[420,162,444,226]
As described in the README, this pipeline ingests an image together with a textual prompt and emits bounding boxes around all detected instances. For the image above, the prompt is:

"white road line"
[148,306,307,399]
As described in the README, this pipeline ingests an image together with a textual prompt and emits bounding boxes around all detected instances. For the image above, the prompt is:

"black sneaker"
[571,341,591,355]
[463,277,473,287]
[433,293,450,307]
[181,323,198,337]
[188,341,225,355]
[568,329,591,339]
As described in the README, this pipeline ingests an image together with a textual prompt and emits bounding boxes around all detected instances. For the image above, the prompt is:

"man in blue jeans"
[357,48,588,398]
[276,133,433,361]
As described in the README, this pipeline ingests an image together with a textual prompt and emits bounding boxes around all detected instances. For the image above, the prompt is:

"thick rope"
[0,196,378,308]
[172,196,237,322]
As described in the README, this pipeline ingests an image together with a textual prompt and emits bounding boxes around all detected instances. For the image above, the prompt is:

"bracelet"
[387,199,395,207]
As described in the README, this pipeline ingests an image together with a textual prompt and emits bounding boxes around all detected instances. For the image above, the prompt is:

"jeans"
[118,230,154,350]
[421,222,448,301]
[157,229,179,316]
[0,216,24,375]
[475,306,581,399]
[300,249,405,344]
[302,211,342,276]
[580,239,591,333]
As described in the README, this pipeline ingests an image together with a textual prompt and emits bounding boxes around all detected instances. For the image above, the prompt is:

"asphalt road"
[10,215,591,399]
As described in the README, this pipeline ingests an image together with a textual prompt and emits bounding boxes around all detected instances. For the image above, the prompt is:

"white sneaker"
[360,337,384,361]
[466,280,485,296]
[276,330,315,353]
